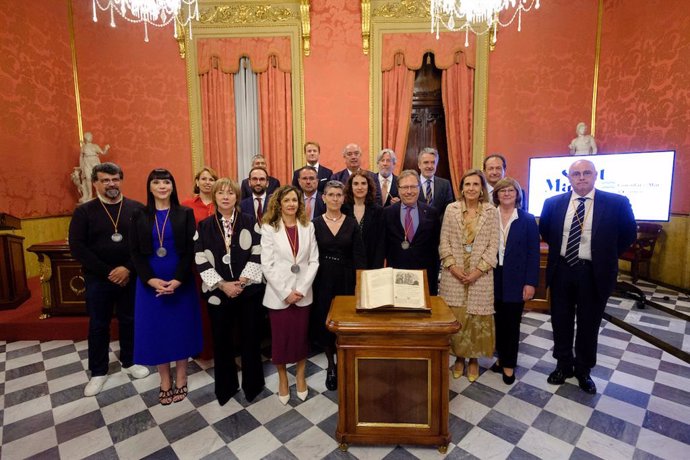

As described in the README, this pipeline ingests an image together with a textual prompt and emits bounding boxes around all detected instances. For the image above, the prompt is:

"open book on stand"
[356,267,431,312]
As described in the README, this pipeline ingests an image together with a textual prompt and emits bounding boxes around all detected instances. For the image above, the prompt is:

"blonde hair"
[263,185,309,229]
[459,169,490,203]
[211,178,241,214]
[492,177,523,208]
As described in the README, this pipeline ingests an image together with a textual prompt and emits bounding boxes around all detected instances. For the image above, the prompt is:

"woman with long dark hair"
[130,169,202,405]
[342,171,385,269]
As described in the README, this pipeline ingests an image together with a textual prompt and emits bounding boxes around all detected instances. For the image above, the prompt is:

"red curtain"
[258,56,293,186]
[382,53,415,173]
[199,58,236,179]
[442,52,474,189]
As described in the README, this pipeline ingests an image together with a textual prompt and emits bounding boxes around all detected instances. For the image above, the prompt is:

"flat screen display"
[527,150,675,221]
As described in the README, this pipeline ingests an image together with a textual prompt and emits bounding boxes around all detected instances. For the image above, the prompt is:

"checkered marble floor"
[3,310,690,459]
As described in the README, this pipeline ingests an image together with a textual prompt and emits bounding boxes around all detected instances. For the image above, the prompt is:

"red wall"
[304,0,371,171]
[0,1,78,217]
[597,0,690,214]
[486,0,599,189]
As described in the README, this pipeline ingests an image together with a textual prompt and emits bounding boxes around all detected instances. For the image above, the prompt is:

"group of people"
[69,141,636,409]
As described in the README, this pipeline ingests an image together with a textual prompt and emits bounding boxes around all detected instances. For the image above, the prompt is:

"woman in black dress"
[312,180,366,390]
[343,171,385,269]
[194,178,265,404]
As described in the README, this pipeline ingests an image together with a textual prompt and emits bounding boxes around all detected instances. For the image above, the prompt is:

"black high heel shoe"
[502,369,516,385]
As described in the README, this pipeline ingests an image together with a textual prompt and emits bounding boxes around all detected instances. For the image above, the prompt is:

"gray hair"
[377,148,397,164]
[91,162,123,182]
[417,147,439,163]
[397,169,421,187]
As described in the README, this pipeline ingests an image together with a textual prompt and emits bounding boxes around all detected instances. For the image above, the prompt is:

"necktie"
[564,197,587,266]
[381,178,389,205]
[306,196,313,219]
[255,197,263,223]
[425,179,433,205]
[404,206,415,241]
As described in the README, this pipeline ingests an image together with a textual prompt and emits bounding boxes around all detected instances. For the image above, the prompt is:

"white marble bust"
[569,122,597,155]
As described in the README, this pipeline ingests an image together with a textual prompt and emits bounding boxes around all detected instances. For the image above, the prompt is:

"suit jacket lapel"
[553,194,570,248]
[592,191,605,238]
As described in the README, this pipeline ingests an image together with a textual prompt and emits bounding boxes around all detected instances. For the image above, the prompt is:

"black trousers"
[550,258,607,375]
[207,287,265,405]
[85,277,135,376]
[493,266,524,369]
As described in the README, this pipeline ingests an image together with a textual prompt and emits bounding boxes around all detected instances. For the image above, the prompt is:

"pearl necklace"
[324,213,343,222]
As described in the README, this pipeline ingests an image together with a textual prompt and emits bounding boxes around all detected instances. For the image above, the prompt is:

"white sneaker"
[84,375,108,397]
[121,364,150,379]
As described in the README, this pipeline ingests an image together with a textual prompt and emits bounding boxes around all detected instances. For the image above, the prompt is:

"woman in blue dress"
[130,169,202,405]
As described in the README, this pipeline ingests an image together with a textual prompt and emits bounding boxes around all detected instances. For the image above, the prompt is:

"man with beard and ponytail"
[69,162,150,397]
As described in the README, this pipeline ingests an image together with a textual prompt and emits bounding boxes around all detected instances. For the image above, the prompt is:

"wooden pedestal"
[525,241,550,312]
[27,241,86,318]
[0,234,31,309]
[327,296,460,453]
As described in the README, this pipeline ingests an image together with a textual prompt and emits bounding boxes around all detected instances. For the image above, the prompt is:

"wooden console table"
[327,296,460,453]
[27,240,86,318]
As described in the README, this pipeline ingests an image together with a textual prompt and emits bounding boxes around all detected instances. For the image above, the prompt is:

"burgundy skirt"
[268,304,311,365]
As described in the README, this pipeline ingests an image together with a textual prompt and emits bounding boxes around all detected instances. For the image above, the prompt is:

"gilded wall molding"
[67,0,84,142]
[368,1,489,169]
[361,1,371,55]
[185,1,307,176]
[591,0,603,137]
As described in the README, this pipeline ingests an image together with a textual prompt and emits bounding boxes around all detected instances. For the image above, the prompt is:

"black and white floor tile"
[2,285,690,459]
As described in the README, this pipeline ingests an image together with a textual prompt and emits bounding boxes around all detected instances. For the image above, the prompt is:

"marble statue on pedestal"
[569,122,597,155]
[75,132,110,202]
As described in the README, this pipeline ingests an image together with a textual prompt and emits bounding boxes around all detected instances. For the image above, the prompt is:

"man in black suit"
[382,170,441,295]
[331,143,381,203]
[296,166,325,220]
[539,159,636,394]
[417,147,454,218]
[291,141,333,193]
[483,153,526,209]
[240,167,273,224]
[375,148,399,207]
[241,154,280,199]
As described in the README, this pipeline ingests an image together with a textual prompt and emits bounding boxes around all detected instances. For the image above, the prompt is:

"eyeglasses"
[398,185,418,191]
[498,188,516,195]
[569,170,594,178]
[99,178,121,184]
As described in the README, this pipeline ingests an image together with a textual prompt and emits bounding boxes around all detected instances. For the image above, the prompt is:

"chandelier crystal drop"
[92,0,200,42]
[430,0,540,45]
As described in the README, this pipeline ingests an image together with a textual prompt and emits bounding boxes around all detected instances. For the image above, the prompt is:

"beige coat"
[439,201,498,315]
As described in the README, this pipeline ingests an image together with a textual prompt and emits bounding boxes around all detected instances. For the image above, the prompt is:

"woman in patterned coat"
[439,169,499,382]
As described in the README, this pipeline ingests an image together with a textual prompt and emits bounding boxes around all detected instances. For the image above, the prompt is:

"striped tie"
[425,179,433,204]
[564,197,587,266]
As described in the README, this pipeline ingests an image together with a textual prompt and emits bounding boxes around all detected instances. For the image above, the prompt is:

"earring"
[479,191,484,198]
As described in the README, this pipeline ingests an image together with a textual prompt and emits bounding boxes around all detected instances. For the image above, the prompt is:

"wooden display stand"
[525,241,550,312]
[326,272,460,453]
[0,213,30,310]
[27,240,86,318]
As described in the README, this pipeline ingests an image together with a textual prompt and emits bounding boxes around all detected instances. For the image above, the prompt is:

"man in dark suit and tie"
[375,148,399,207]
[241,154,280,199]
[417,147,454,219]
[382,170,442,295]
[291,141,333,193]
[296,166,326,220]
[240,167,273,225]
[331,143,381,203]
[483,153,527,210]
[539,159,636,394]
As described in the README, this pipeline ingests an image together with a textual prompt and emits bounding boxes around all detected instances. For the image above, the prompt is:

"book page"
[392,269,426,308]
[361,267,395,308]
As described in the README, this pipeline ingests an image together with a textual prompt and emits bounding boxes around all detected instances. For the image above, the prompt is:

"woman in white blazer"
[261,185,319,404]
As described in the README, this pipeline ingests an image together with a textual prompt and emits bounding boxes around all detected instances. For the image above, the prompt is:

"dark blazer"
[292,165,334,193]
[241,176,280,200]
[496,209,540,303]
[539,189,636,300]
[373,173,399,207]
[304,192,326,220]
[332,169,382,203]
[129,206,196,283]
[342,203,385,269]
[383,201,441,295]
[419,176,455,218]
[240,194,272,223]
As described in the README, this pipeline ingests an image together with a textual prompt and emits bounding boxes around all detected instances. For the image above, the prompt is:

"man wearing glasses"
[540,159,636,394]
[240,167,273,226]
[382,169,441,295]
[69,162,150,397]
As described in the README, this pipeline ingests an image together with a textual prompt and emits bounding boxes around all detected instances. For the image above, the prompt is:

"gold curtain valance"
[197,37,292,74]
[381,33,476,71]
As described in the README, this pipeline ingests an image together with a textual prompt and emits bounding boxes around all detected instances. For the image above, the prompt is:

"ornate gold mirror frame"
[367,0,489,168]
[183,0,309,174]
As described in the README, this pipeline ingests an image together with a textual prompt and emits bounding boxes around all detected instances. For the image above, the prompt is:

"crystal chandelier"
[92,0,200,42]
[430,0,540,46]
